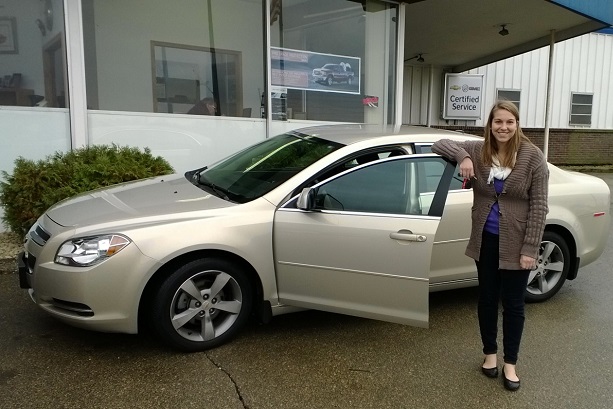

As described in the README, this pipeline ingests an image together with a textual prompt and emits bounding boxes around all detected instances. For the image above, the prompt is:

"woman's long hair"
[481,100,532,168]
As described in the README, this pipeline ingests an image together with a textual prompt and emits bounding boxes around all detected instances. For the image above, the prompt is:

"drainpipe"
[393,2,406,132]
[427,64,434,127]
[543,29,555,160]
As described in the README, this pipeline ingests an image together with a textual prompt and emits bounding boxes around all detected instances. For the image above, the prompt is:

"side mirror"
[297,187,316,210]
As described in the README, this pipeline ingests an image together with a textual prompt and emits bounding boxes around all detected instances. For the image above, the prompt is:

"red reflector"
[594,212,606,217]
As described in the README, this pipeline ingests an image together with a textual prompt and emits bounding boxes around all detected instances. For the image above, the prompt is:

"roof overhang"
[402,0,613,72]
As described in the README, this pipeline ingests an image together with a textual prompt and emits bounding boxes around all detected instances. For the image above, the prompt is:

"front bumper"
[22,238,160,334]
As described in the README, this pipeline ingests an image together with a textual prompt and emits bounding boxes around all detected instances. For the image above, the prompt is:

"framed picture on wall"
[151,41,242,116]
[0,17,18,54]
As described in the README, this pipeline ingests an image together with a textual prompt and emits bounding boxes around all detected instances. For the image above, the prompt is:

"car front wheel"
[326,76,333,86]
[151,258,253,351]
[525,231,570,303]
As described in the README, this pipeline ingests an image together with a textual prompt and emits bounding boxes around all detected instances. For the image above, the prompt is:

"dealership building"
[1,1,612,190]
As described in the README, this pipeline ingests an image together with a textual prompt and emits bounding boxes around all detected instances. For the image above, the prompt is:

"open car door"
[273,155,456,327]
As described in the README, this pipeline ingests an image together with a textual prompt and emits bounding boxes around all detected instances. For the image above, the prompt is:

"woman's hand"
[459,157,475,179]
[520,255,537,270]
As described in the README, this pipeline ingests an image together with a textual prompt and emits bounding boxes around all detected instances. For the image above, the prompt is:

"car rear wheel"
[151,258,253,351]
[525,231,570,303]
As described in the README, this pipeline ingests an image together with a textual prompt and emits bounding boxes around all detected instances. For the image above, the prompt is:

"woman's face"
[490,109,517,147]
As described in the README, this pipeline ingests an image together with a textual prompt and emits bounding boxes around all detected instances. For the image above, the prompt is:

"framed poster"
[0,17,18,54]
[151,41,242,116]
[443,73,484,120]
[271,47,361,95]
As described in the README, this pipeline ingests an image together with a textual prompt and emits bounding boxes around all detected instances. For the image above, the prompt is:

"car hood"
[46,174,233,228]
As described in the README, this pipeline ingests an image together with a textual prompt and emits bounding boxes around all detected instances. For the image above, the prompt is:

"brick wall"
[435,127,613,165]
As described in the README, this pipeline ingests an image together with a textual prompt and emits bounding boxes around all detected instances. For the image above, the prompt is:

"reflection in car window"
[418,144,465,190]
[192,133,343,203]
[313,157,448,216]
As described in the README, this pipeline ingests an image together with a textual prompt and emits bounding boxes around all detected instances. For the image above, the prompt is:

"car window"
[284,147,408,205]
[315,148,406,180]
[312,156,449,216]
[417,144,465,190]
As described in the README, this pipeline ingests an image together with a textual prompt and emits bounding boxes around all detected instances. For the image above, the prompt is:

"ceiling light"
[404,54,425,63]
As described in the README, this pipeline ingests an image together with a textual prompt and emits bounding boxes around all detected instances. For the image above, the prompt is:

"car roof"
[288,124,483,146]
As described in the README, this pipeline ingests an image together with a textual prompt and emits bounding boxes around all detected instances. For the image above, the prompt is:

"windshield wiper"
[185,166,207,182]
[197,177,231,201]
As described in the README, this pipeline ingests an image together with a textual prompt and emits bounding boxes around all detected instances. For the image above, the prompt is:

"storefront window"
[82,0,264,119]
[269,0,398,125]
[0,0,71,189]
[0,0,67,109]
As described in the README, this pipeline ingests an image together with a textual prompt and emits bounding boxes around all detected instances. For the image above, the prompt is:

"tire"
[525,231,570,303]
[151,258,253,351]
[347,76,353,85]
[326,76,333,86]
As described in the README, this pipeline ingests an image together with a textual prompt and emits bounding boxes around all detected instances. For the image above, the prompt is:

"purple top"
[484,178,504,235]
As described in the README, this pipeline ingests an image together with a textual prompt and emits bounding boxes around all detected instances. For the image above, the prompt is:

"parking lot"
[0,174,611,409]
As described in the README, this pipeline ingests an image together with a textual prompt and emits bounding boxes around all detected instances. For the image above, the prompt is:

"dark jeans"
[476,230,530,365]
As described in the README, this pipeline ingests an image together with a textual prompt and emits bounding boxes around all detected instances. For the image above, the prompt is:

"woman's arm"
[431,139,476,179]
[431,139,472,163]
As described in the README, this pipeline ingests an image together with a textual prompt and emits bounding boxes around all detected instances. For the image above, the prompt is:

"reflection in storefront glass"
[82,0,264,118]
[0,0,68,108]
[270,0,398,125]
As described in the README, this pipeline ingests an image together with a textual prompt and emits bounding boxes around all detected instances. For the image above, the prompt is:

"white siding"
[403,32,613,129]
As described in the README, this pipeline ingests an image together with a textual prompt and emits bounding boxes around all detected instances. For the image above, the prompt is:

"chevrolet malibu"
[18,125,611,351]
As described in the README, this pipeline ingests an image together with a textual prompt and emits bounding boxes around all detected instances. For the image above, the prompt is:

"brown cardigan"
[432,138,549,270]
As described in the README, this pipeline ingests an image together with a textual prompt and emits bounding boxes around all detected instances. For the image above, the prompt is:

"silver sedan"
[18,125,611,351]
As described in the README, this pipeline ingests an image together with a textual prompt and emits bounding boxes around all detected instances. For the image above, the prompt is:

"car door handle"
[389,230,427,242]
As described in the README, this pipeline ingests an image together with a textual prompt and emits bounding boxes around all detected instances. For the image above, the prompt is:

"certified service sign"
[443,74,484,120]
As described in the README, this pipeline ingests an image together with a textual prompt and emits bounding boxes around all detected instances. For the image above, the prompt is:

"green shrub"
[0,144,174,235]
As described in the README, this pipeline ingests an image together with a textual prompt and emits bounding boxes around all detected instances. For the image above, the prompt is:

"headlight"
[55,234,131,267]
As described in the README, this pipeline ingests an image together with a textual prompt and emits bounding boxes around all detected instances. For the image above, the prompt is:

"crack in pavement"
[205,352,250,409]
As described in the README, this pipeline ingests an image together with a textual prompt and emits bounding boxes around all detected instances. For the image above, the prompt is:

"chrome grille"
[29,224,51,246]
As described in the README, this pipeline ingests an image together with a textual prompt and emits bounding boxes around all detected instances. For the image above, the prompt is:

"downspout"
[427,64,434,127]
[543,29,555,159]
[393,2,406,132]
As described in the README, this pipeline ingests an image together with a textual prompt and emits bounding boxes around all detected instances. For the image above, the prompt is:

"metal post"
[543,30,555,159]
[64,0,88,149]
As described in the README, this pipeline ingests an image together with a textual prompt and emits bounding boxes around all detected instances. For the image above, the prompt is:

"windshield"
[191,132,344,203]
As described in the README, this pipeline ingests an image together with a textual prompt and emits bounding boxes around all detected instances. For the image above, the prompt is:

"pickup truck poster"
[271,47,361,95]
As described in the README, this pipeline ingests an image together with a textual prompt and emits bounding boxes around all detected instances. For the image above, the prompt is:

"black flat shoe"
[502,367,520,391]
[481,359,498,378]
[481,365,499,378]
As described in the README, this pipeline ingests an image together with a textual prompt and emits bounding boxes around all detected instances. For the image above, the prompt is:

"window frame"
[496,89,521,111]
[569,92,593,126]
[304,154,454,217]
